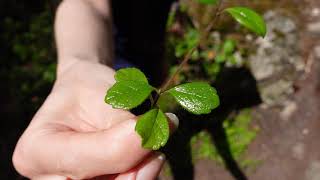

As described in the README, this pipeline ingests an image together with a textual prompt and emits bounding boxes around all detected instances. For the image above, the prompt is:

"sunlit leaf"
[105,81,153,110]
[167,82,220,114]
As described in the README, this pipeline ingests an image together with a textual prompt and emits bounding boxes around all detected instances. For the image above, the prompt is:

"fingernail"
[154,151,166,161]
[165,112,179,130]
[136,152,165,180]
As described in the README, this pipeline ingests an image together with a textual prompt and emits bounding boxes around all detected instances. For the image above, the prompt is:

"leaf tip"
[224,6,267,38]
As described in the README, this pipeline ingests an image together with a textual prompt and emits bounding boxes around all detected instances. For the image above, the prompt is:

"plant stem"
[152,93,160,108]
[160,46,197,93]
[149,95,154,108]
[159,0,224,94]
[205,0,224,33]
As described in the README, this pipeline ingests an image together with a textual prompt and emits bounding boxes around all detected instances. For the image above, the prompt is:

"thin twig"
[160,46,197,93]
[205,0,224,33]
[149,95,154,108]
[159,0,224,94]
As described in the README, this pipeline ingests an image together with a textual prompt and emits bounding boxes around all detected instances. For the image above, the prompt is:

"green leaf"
[225,7,267,37]
[105,81,153,110]
[215,54,226,63]
[222,39,236,55]
[197,0,218,5]
[175,29,200,58]
[115,68,148,83]
[204,62,221,77]
[135,109,170,150]
[227,55,237,65]
[167,82,220,114]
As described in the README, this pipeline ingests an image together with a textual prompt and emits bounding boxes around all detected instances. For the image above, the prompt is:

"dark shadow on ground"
[162,67,262,180]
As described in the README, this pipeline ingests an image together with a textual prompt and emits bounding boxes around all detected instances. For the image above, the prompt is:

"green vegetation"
[190,109,260,168]
[2,4,56,112]
[1,0,303,178]
[105,0,266,150]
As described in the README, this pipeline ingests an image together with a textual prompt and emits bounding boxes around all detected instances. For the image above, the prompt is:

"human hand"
[13,60,178,180]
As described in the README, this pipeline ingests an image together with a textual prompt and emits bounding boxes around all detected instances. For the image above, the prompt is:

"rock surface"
[249,10,304,106]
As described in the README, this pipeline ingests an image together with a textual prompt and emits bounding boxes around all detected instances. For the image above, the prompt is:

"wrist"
[56,57,113,79]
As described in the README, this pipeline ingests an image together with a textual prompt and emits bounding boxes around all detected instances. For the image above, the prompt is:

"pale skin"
[12,0,177,179]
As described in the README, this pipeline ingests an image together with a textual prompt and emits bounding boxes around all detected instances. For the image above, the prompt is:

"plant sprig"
[105,0,267,150]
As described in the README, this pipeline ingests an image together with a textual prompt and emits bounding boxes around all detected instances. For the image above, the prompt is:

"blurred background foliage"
[159,0,302,179]
[0,1,58,178]
[3,10,56,111]
[162,1,262,178]
[1,1,58,115]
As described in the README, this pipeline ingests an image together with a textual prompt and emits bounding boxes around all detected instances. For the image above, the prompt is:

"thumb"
[16,112,179,180]
[16,118,150,179]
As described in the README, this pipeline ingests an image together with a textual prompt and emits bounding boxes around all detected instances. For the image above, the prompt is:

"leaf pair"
[105,68,168,150]
[105,68,220,150]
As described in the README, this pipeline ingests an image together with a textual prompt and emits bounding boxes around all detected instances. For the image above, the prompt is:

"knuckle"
[12,137,35,178]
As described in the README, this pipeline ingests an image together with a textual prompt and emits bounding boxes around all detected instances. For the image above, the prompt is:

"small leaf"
[135,109,170,150]
[197,0,218,5]
[167,82,220,114]
[115,68,148,83]
[105,81,153,110]
[222,39,236,55]
[215,54,226,63]
[225,7,267,37]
